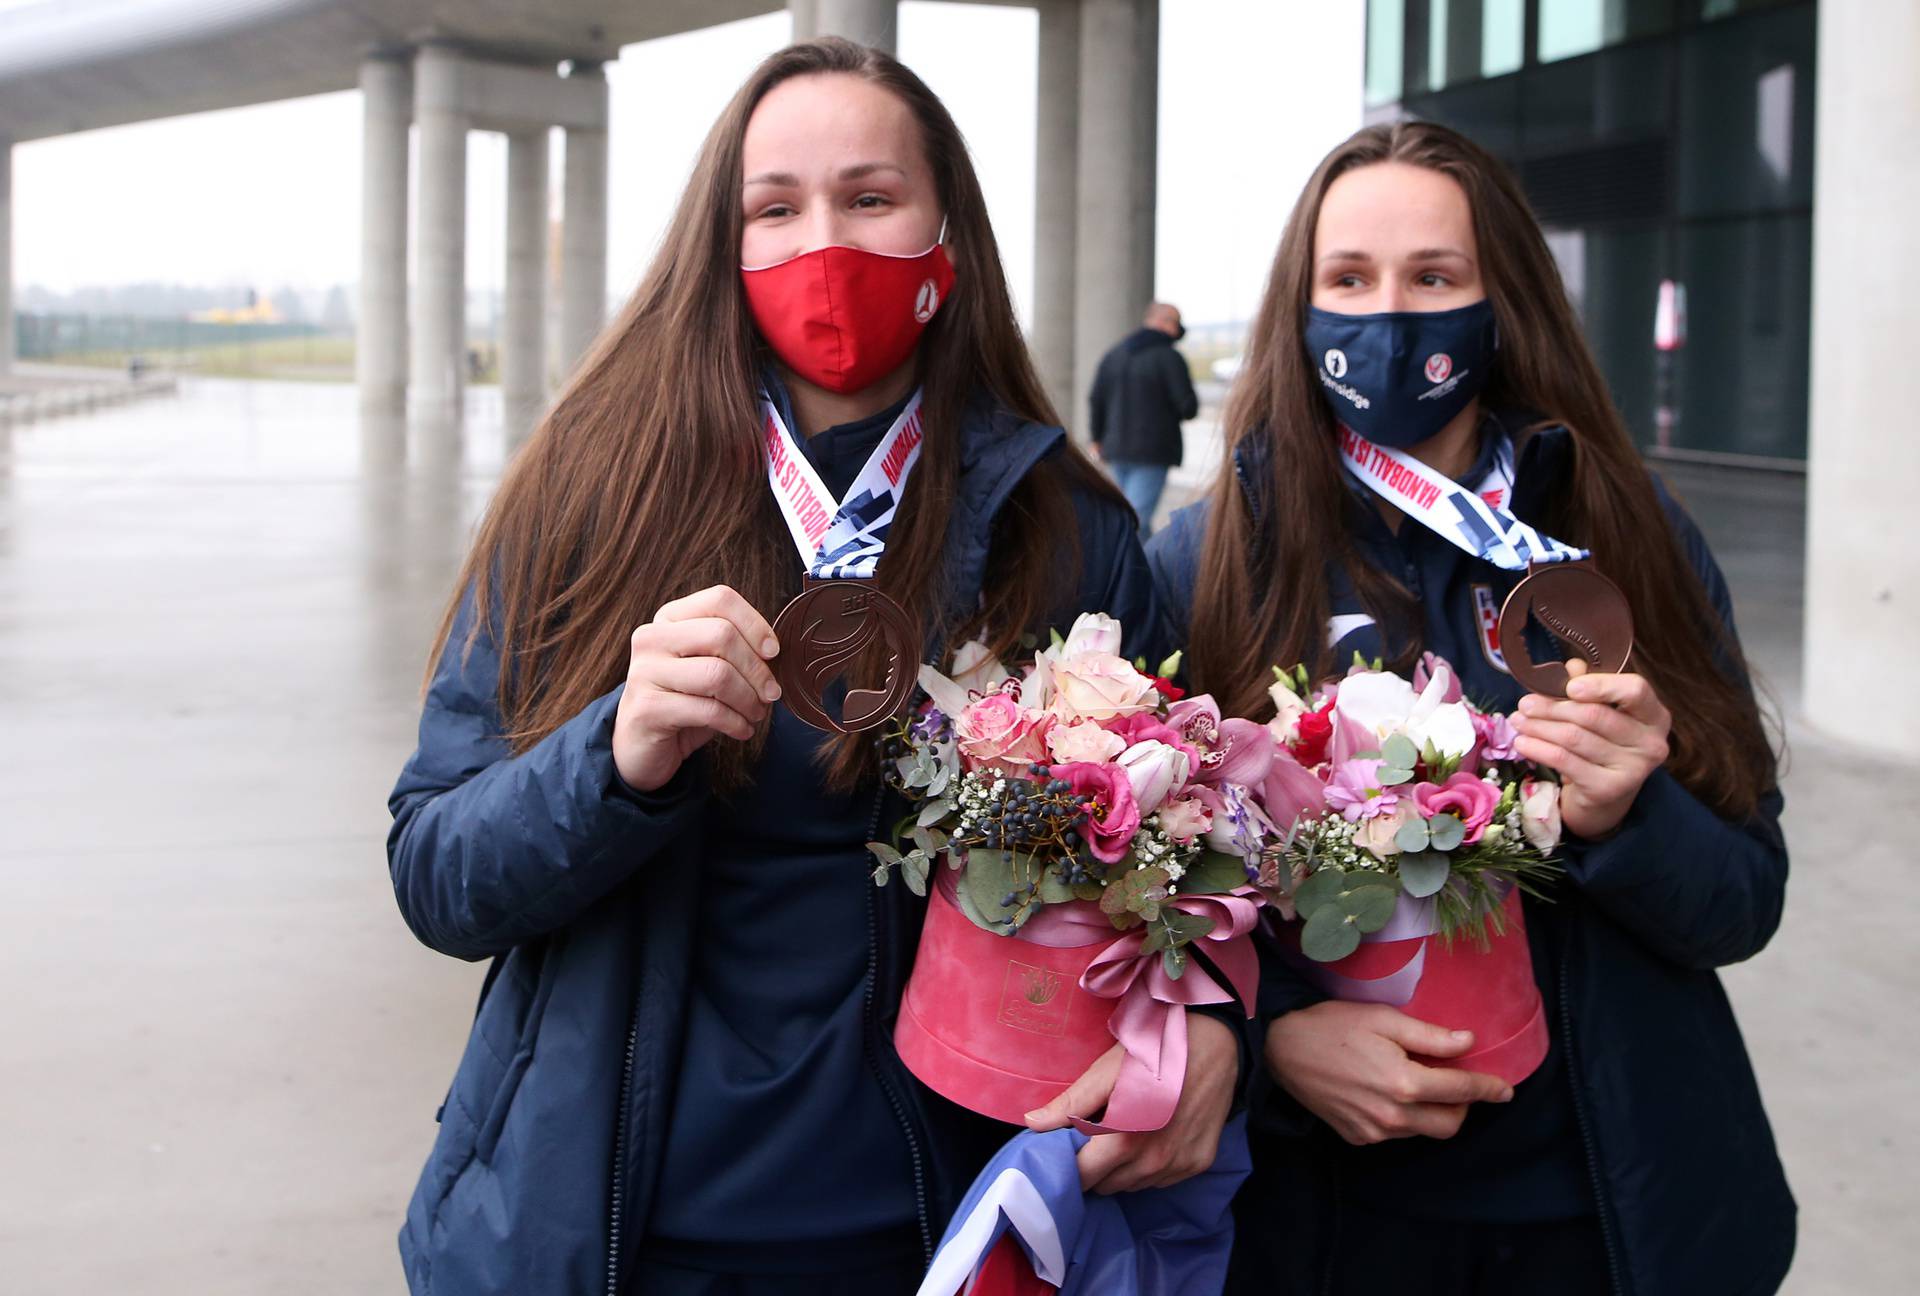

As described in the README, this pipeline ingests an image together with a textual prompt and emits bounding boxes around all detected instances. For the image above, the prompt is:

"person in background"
[1088,301,1199,537]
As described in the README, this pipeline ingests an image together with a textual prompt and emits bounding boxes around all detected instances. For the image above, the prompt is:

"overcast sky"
[9,1,1364,326]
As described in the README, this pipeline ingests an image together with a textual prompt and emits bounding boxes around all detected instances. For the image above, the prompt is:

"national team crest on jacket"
[1473,583,1509,673]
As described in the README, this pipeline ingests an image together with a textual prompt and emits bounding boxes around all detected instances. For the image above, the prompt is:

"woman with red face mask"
[384,40,1248,1296]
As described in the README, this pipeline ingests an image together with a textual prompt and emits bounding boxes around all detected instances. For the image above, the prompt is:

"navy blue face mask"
[1302,298,1499,449]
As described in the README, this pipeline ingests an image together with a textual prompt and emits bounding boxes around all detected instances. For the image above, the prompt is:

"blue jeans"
[1108,460,1171,537]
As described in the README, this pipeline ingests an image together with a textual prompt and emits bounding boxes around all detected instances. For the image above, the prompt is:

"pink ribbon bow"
[1022,888,1263,1134]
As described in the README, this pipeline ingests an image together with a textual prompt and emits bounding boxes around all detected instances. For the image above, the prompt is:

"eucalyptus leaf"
[1378,767,1414,787]
[1162,946,1189,981]
[871,864,891,887]
[1142,922,1171,955]
[1037,868,1081,905]
[1180,849,1251,896]
[910,824,949,856]
[1395,817,1431,853]
[1337,883,1398,932]
[866,842,904,869]
[1397,849,1451,899]
[1381,733,1419,769]
[961,848,1018,924]
[1427,813,1466,852]
[1162,909,1218,945]
[1300,905,1362,962]
[917,798,956,828]
[900,852,931,897]
[1292,867,1348,919]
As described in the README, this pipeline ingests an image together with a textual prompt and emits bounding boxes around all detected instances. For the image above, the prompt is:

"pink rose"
[1156,794,1213,843]
[1048,652,1160,723]
[1354,805,1410,860]
[1520,778,1562,852]
[1410,772,1501,843]
[957,692,1053,775]
[1051,761,1143,864]
[1047,719,1126,765]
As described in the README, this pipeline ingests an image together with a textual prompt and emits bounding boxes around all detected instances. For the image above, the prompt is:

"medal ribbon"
[1337,424,1587,571]
[761,390,925,581]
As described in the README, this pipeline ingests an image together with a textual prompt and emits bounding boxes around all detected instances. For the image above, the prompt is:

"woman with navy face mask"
[1149,122,1793,1296]
[385,39,1247,1296]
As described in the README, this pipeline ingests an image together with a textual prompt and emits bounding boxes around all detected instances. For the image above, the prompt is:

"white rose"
[1047,719,1127,765]
[1353,806,1408,860]
[1061,612,1124,660]
[1118,740,1192,816]
[1049,652,1160,723]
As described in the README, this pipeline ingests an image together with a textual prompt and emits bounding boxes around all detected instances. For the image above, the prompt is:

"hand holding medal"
[613,585,784,794]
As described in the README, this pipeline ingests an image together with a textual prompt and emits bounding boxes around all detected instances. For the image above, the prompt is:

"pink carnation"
[1410,772,1501,843]
[1050,761,1142,864]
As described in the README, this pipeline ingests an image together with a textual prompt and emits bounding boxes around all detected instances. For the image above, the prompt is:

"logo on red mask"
[742,235,957,394]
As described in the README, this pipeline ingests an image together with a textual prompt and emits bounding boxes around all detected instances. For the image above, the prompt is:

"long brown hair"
[431,38,1108,792]
[1189,121,1775,819]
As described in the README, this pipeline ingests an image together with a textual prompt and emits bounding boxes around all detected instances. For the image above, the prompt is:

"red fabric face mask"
[741,229,957,394]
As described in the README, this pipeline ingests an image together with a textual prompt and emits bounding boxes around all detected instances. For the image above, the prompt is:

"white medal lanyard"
[761,390,926,581]
[1336,424,1587,572]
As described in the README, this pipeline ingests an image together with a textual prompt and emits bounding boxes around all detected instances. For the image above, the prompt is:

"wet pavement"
[0,379,1909,1292]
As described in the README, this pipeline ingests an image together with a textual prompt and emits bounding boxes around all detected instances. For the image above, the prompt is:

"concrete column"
[503,128,549,434]
[790,0,819,41]
[1,138,13,379]
[1804,0,1920,750]
[1072,0,1157,441]
[1034,0,1080,424]
[357,55,411,413]
[814,0,897,53]
[412,46,468,410]
[559,62,610,384]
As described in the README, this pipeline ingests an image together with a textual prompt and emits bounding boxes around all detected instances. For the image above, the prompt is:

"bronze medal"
[1496,561,1635,698]
[772,579,919,734]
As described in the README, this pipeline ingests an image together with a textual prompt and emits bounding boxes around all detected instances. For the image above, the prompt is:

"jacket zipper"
[605,1003,640,1296]
[1559,933,1626,1296]
[860,782,936,1263]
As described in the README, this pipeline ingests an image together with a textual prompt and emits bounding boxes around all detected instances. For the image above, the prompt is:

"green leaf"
[1142,922,1172,955]
[1428,813,1466,852]
[1049,627,1065,650]
[1037,867,1081,905]
[910,824,949,855]
[1381,733,1418,769]
[867,842,904,869]
[917,798,956,828]
[1162,946,1189,980]
[1179,849,1251,895]
[962,848,1018,925]
[1378,765,1414,787]
[1105,866,1171,922]
[900,851,931,897]
[1292,867,1348,919]
[1300,905,1362,962]
[1398,849,1451,899]
[1162,909,1218,946]
[1337,882,1398,933]
[1395,817,1431,853]
[872,864,891,887]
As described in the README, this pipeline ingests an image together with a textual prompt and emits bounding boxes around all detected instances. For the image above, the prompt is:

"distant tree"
[321,284,354,333]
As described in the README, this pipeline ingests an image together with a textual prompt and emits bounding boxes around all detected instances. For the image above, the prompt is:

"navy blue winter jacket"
[1146,419,1795,1296]
[387,397,1159,1294]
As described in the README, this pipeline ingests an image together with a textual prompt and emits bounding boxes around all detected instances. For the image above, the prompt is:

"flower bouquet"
[1258,653,1565,1084]
[871,614,1283,1132]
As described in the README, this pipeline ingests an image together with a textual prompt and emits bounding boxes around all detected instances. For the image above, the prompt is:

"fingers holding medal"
[1500,565,1670,839]
[614,584,783,793]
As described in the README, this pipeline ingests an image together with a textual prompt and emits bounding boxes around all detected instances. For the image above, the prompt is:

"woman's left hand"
[1022,1013,1239,1194]
[1510,662,1672,840]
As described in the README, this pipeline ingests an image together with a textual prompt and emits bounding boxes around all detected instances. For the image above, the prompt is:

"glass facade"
[1366,0,1816,463]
